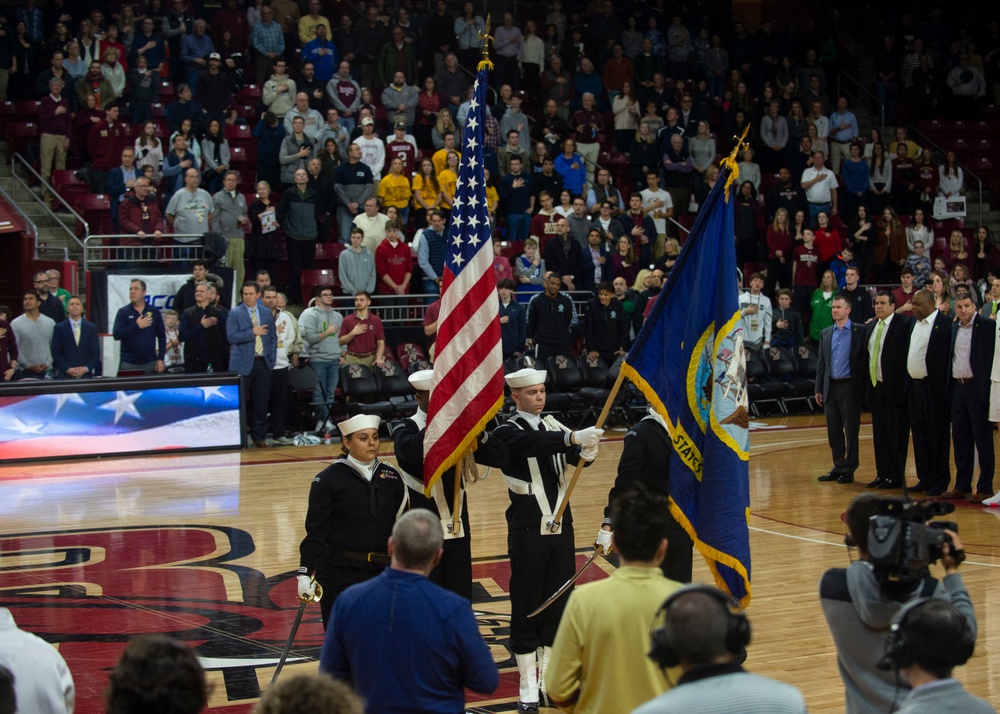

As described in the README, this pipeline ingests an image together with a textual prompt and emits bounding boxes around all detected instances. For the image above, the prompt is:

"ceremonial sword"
[269,579,323,686]
[527,545,607,618]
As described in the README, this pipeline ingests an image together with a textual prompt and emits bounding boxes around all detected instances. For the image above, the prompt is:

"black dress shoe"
[818,471,840,482]
[865,477,884,488]
[837,473,855,484]
[909,481,929,493]
[925,487,944,496]
[876,479,901,489]
[518,703,540,714]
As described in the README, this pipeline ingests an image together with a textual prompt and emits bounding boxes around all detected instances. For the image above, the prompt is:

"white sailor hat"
[505,368,547,389]
[338,414,381,436]
[408,369,434,391]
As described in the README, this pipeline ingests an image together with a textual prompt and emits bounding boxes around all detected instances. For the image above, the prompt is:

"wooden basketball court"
[2,415,999,712]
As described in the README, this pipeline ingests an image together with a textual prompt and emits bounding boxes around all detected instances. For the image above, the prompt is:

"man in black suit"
[179,282,230,373]
[905,289,953,496]
[51,296,102,379]
[945,292,996,502]
[815,292,867,483]
[865,290,912,489]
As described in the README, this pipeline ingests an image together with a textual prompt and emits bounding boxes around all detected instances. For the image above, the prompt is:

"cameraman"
[819,494,976,714]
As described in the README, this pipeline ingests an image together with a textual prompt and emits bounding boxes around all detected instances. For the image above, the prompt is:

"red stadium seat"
[5,121,39,159]
[50,169,90,209]
[73,193,111,236]
[238,85,262,103]
[225,123,254,147]
[315,241,345,267]
[14,100,41,120]
[301,269,338,303]
[158,79,177,103]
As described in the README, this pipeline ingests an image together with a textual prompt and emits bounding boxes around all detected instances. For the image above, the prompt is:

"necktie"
[251,307,263,356]
[870,320,885,387]
[992,301,997,318]
[72,321,80,346]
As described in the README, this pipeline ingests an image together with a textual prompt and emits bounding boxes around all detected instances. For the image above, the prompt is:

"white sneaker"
[275,436,295,446]
[982,491,1000,507]
[314,419,325,433]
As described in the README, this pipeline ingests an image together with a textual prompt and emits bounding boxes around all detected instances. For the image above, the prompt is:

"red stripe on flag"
[424,382,504,469]
[435,266,498,350]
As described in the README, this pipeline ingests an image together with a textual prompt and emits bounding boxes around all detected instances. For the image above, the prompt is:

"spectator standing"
[277,169,319,304]
[339,226,377,296]
[338,291,385,367]
[298,286,343,432]
[10,291,55,380]
[112,278,166,374]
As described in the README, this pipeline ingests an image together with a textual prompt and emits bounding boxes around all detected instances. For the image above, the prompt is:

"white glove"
[573,427,604,448]
[580,443,599,462]
[297,574,317,599]
[595,529,613,555]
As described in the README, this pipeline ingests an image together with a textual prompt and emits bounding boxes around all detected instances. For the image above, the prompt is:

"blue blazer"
[226,302,277,376]
[51,319,102,379]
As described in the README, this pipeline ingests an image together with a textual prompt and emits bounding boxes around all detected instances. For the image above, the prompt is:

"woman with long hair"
[438,150,460,219]
[629,121,659,191]
[938,150,964,198]
[792,208,807,243]
[906,207,933,252]
[201,119,231,194]
[863,128,882,160]
[9,22,37,100]
[928,270,954,317]
[946,229,972,274]
[76,18,100,66]
[849,204,874,284]
[972,226,999,282]
[171,117,202,164]
[813,210,843,269]
[555,189,574,218]
[411,157,443,229]
[431,107,457,150]
[868,142,892,214]
[765,207,793,296]
[950,263,978,305]
[737,147,761,195]
[49,22,73,52]
[611,234,639,285]
[247,180,283,278]
[319,138,340,179]
[688,120,716,184]
[612,81,639,152]
[134,121,164,183]
[415,76,445,150]
[528,141,548,174]
[874,206,906,282]
[809,270,838,342]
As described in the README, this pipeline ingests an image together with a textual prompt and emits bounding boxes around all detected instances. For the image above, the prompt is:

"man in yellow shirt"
[297,0,331,46]
[546,483,684,713]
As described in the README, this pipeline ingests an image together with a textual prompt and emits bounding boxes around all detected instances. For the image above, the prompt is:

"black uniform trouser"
[318,564,386,628]
[429,534,473,602]
[870,383,909,484]
[825,380,860,475]
[951,381,995,493]
[508,525,575,654]
[246,358,272,443]
[909,379,951,491]
[660,520,694,583]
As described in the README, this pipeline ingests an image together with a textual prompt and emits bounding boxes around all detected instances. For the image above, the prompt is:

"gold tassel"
[460,450,480,485]
[476,14,494,72]
[720,123,751,202]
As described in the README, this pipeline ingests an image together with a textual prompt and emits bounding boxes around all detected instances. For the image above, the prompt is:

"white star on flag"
[199,386,225,401]
[3,418,44,435]
[452,254,465,267]
[100,391,143,424]
[51,392,86,414]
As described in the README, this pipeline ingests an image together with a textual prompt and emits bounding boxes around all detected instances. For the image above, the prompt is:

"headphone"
[648,584,751,669]
[877,597,975,672]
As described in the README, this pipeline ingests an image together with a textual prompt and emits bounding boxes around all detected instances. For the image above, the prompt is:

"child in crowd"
[770,288,804,348]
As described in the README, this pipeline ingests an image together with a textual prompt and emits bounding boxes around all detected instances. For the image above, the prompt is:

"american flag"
[423,67,504,493]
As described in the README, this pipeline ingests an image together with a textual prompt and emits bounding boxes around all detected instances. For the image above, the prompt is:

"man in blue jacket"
[112,279,166,374]
[52,296,102,379]
[227,281,277,447]
[320,508,499,712]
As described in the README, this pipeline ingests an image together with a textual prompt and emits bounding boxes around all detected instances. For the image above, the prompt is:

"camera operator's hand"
[941,529,965,575]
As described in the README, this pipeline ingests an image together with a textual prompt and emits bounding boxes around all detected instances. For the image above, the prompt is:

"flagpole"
[452,463,463,534]
[548,370,627,531]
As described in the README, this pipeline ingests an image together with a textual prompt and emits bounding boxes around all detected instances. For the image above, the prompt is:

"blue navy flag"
[621,160,752,606]
[424,66,504,493]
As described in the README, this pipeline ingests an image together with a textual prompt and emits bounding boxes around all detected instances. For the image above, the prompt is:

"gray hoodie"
[298,305,343,362]
[338,247,376,295]
[819,560,976,714]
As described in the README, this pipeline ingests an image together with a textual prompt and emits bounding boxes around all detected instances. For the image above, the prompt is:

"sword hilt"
[297,580,323,605]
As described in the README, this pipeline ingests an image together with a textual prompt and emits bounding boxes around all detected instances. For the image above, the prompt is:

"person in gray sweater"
[298,287,344,431]
[819,493,976,714]
[211,171,250,285]
[381,73,419,127]
[279,116,317,187]
[338,226,376,295]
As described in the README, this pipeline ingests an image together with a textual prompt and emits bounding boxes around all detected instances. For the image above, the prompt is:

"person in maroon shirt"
[374,220,412,305]
[119,176,166,254]
[87,102,128,194]
[892,267,917,314]
[792,228,821,330]
[38,77,72,202]
[0,313,18,380]
[338,290,386,367]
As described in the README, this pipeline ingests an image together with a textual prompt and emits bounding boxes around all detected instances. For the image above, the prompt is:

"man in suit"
[51,296,102,379]
[815,292,867,484]
[866,290,912,489]
[980,276,1000,318]
[179,282,229,373]
[906,289,953,496]
[945,292,996,502]
[226,281,277,448]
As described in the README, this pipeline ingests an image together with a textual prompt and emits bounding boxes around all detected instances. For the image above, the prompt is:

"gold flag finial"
[720,123,751,202]
[477,13,494,71]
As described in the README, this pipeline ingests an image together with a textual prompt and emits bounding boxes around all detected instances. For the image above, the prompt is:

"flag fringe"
[424,394,504,497]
